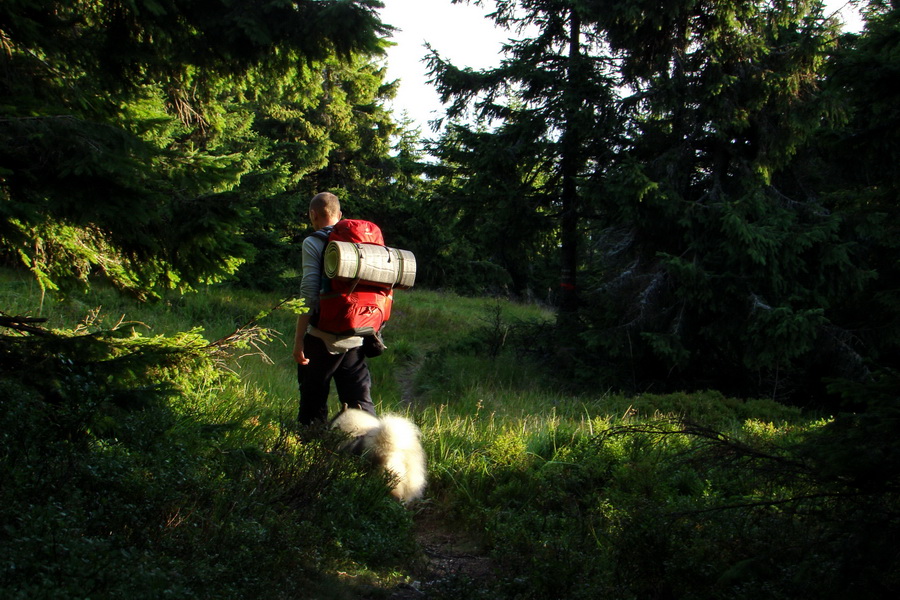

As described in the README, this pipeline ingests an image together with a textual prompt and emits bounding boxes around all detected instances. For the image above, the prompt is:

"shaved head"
[309,192,341,220]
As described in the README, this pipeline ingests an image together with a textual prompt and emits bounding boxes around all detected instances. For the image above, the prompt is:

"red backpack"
[312,219,394,336]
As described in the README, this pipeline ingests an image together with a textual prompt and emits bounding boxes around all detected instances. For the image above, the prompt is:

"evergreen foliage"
[228,49,428,291]
[812,1,900,377]
[574,0,859,400]
[425,0,622,306]
[0,0,393,297]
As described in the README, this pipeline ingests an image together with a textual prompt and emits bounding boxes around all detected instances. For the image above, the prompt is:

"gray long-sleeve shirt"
[300,227,362,353]
[299,232,328,313]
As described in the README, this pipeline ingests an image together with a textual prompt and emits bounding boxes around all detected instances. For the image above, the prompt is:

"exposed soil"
[387,506,497,599]
[395,359,422,405]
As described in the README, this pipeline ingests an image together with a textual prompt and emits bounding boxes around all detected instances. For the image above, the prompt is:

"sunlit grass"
[1,267,811,471]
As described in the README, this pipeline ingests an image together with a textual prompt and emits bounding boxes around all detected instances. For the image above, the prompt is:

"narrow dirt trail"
[385,507,497,599]
[385,347,498,597]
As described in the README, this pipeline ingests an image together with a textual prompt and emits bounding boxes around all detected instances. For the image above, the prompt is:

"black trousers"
[297,333,375,425]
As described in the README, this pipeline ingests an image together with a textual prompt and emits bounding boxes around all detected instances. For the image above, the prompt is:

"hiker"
[292,192,376,425]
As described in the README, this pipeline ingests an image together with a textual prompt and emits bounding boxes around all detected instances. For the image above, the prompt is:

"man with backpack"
[292,192,376,425]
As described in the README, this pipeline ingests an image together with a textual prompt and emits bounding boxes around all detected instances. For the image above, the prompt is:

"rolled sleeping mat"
[324,241,416,290]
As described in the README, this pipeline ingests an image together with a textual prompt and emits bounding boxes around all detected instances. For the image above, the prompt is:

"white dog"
[330,407,427,504]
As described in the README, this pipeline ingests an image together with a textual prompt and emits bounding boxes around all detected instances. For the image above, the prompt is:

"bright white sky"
[378,0,505,134]
[377,0,864,135]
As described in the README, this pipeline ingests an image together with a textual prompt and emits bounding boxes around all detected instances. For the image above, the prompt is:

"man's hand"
[293,314,311,365]
[293,343,309,365]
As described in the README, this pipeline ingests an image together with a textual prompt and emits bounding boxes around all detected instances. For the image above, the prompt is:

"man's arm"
[293,234,325,365]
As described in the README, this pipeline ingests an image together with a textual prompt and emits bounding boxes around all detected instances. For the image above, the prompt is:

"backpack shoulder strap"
[310,226,332,243]
[311,227,334,301]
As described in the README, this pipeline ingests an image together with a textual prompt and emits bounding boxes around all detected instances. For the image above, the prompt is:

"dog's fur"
[330,407,427,504]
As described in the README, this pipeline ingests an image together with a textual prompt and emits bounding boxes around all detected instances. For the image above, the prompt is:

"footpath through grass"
[2,273,897,599]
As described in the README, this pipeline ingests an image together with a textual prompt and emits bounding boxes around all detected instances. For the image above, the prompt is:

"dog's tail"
[369,415,427,504]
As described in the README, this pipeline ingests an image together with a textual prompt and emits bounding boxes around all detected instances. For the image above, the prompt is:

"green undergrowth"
[2,271,898,599]
[0,272,415,599]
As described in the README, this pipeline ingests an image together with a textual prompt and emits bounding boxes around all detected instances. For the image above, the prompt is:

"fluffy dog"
[330,407,427,504]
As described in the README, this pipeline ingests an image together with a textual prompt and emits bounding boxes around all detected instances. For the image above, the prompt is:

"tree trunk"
[558,9,581,333]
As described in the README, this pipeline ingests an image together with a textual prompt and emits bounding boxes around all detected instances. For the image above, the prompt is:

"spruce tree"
[815,0,900,374]
[426,0,621,307]
[233,48,427,290]
[581,0,865,399]
[0,0,389,297]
